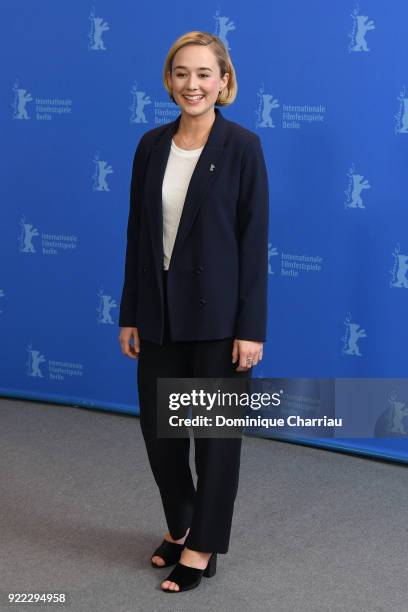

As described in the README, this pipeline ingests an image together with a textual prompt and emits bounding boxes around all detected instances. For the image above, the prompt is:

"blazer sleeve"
[235,135,269,342]
[118,135,148,328]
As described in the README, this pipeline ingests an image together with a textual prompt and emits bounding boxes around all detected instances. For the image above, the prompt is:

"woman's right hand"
[119,327,140,359]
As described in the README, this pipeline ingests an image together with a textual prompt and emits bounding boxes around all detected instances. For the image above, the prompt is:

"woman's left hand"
[232,339,263,372]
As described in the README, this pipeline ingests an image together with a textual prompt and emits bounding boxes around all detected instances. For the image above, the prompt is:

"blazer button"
[200,298,206,305]
[142,266,148,273]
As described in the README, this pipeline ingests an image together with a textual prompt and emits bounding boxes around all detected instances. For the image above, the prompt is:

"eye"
[175,73,209,78]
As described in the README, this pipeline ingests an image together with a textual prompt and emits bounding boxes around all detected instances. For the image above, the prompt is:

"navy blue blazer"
[119,107,269,345]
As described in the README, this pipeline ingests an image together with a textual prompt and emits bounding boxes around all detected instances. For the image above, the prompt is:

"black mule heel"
[161,552,217,593]
[203,551,217,578]
[151,540,184,568]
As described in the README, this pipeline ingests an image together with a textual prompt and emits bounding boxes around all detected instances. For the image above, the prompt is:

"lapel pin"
[210,163,216,172]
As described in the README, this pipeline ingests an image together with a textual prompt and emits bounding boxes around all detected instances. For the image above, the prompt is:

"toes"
[152,556,165,566]
[161,580,179,591]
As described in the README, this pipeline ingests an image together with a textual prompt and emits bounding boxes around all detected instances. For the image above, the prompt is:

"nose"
[185,74,200,90]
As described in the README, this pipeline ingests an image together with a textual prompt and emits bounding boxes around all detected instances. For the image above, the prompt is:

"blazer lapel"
[145,107,229,278]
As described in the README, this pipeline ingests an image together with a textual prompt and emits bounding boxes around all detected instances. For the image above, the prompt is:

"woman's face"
[168,44,229,117]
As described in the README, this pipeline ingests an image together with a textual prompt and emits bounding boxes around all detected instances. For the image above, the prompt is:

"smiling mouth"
[183,94,205,101]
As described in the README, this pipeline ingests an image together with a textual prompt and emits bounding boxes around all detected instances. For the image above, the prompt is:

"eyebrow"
[173,65,213,71]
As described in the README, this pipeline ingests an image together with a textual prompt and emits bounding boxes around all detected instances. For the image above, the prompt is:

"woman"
[118,31,269,593]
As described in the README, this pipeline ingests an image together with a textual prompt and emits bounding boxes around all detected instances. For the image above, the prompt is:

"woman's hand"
[119,327,140,359]
[232,339,263,372]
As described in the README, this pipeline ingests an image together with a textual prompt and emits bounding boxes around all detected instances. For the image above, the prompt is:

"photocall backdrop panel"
[1,2,407,462]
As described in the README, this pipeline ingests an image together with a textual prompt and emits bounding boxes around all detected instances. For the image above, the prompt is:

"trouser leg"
[136,272,196,540]
[184,338,252,554]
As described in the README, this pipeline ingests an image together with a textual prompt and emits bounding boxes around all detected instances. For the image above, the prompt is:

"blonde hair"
[163,31,237,106]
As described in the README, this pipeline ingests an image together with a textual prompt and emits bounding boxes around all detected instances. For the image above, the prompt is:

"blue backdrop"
[1,1,407,462]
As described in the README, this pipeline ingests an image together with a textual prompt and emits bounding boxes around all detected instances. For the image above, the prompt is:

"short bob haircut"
[163,31,237,106]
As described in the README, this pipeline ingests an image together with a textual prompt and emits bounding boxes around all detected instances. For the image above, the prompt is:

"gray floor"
[1,397,407,612]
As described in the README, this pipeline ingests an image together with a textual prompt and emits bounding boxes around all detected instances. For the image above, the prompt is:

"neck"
[177,107,216,138]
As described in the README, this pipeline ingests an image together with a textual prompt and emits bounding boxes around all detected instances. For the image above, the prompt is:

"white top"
[162,138,204,270]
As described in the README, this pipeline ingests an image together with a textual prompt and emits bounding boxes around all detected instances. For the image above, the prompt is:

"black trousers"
[136,269,251,554]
